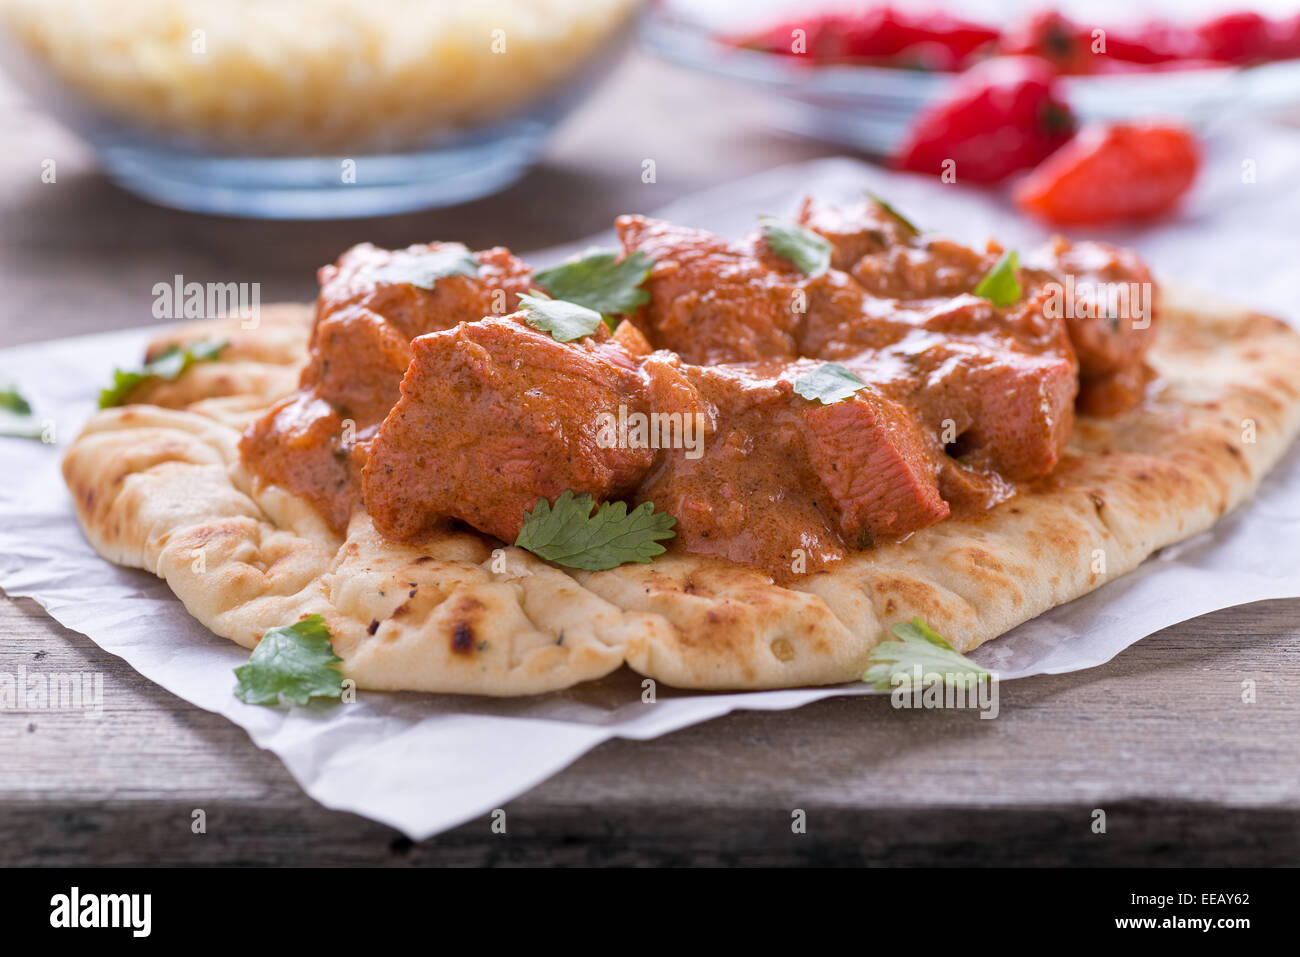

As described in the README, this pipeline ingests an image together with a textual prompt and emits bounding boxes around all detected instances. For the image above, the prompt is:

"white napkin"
[3,137,1299,839]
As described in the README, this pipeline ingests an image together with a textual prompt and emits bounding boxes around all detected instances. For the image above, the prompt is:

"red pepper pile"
[738,5,1300,73]
[892,55,1077,185]
[730,6,1290,223]
[890,52,1203,225]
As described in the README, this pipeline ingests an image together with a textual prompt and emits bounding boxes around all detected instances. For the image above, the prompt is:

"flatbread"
[62,286,1300,694]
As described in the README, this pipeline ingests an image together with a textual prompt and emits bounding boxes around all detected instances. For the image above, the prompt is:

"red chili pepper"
[736,5,998,70]
[1266,12,1300,60]
[1196,11,1274,63]
[1102,21,1205,65]
[733,12,840,60]
[893,56,1075,184]
[1014,124,1200,225]
[858,7,999,70]
[1000,11,1099,74]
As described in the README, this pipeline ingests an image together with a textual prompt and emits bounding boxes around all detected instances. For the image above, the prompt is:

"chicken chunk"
[241,243,533,533]
[364,317,655,543]
[803,388,950,543]
[616,215,805,364]
[316,242,532,342]
[798,196,997,300]
[637,364,949,575]
[304,242,533,422]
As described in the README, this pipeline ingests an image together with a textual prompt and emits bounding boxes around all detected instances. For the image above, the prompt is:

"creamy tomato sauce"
[239,199,1159,580]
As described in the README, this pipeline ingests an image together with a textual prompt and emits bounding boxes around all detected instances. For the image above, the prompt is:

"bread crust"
[63,287,1300,693]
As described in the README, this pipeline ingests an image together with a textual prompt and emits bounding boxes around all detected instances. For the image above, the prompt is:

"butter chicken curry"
[239,198,1157,580]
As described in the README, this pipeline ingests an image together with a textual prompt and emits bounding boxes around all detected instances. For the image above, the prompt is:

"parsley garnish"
[862,617,992,690]
[866,190,920,235]
[792,362,867,405]
[533,248,654,329]
[0,384,43,440]
[514,490,677,571]
[98,338,228,409]
[518,291,604,343]
[973,250,1022,307]
[233,615,344,707]
[760,218,832,275]
[367,245,479,289]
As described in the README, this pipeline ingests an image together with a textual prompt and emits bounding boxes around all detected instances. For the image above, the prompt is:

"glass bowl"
[0,0,639,218]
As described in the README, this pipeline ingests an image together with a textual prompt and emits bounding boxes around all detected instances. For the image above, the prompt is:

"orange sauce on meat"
[240,200,1158,579]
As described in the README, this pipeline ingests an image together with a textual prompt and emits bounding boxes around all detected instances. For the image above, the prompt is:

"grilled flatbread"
[63,285,1300,693]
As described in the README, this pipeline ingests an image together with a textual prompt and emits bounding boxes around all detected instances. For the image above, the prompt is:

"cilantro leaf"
[0,385,44,440]
[515,490,677,571]
[233,615,344,707]
[0,385,32,416]
[862,617,992,691]
[973,250,1021,307]
[792,362,867,405]
[98,338,229,409]
[518,291,604,343]
[533,248,654,329]
[761,218,832,275]
[866,190,920,235]
[367,245,479,289]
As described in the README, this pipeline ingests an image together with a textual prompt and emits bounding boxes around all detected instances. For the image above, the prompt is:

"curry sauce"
[239,199,1158,579]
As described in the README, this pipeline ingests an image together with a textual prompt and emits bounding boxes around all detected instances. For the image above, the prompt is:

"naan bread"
[63,287,1300,694]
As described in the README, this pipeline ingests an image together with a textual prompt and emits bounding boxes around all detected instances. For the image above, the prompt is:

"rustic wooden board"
[2,55,1298,866]
[3,596,1299,865]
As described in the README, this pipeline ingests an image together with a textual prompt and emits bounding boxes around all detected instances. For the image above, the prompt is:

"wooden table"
[3,53,1298,867]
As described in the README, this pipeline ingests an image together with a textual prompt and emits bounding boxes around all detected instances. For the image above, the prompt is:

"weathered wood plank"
[3,595,1299,864]
[2,53,1299,866]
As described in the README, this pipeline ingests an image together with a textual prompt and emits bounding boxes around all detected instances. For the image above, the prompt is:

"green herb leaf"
[973,250,1021,307]
[515,490,677,571]
[98,338,229,409]
[792,362,867,405]
[862,617,992,690]
[518,291,604,343]
[0,385,44,440]
[533,248,654,329]
[893,617,953,648]
[0,385,32,416]
[761,218,832,275]
[367,245,479,289]
[233,615,344,707]
[866,190,920,235]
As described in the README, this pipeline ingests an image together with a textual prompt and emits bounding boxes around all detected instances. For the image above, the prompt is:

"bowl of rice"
[0,0,640,217]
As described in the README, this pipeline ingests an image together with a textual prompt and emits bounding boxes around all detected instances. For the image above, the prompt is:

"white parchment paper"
[3,140,1300,839]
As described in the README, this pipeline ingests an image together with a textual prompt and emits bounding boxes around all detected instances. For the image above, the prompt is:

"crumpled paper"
[3,142,1300,839]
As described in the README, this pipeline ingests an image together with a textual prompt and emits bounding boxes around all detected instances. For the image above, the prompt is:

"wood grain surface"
[1,52,1298,867]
